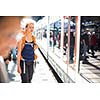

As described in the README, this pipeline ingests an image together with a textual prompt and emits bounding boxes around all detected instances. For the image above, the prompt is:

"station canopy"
[32,16,100,24]
[31,16,44,22]
[31,16,100,29]
[81,16,100,24]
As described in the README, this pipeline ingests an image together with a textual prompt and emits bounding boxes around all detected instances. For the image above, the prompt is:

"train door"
[79,16,100,83]
[60,16,77,82]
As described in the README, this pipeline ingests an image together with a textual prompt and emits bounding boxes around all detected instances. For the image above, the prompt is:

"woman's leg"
[27,62,34,83]
[20,60,29,83]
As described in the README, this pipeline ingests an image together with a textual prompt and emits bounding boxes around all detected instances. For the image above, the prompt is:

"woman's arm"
[17,40,22,74]
[32,36,38,60]
[33,36,38,50]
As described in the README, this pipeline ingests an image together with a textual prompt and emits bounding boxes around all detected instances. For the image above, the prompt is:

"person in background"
[49,32,53,47]
[90,32,97,57]
[10,48,17,64]
[82,30,90,64]
[0,16,24,82]
[69,31,75,64]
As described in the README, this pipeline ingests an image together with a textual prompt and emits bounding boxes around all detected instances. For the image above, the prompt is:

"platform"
[8,49,57,83]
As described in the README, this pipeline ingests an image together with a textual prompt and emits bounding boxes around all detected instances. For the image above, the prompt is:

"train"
[34,16,100,83]
[34,16,84,83]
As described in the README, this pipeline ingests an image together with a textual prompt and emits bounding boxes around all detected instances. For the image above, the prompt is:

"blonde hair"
[20,18,36,29]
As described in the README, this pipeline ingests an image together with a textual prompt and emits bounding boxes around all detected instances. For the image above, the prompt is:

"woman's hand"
[17,65,22,74]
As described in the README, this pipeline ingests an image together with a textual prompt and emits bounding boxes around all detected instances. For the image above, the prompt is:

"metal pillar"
[60,16,64,59]
[47,16,50,60]
[75,16,81,73]
[67,16,71,64]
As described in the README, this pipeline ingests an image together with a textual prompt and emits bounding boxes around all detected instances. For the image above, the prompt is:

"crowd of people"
[80,29,99,64]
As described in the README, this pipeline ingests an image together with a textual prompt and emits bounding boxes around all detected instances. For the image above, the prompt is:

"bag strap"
[21,35,35,51]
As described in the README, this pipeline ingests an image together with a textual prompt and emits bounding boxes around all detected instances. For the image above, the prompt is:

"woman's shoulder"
[32,35,36,38]
[32,35,36,41]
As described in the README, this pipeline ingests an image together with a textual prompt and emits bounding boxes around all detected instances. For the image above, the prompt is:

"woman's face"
[26,23,34,33]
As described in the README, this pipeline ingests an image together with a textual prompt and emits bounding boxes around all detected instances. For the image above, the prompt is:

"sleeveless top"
[21,41,34,62]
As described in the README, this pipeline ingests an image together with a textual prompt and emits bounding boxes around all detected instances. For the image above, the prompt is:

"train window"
[36,16,76,64]
[48,18,61,55]
[63,17,76,64]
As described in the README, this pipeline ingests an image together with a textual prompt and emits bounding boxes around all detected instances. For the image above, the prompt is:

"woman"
[17,19,38,83]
